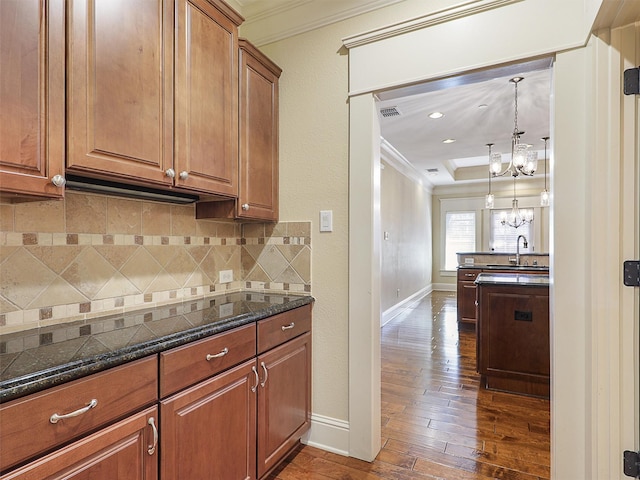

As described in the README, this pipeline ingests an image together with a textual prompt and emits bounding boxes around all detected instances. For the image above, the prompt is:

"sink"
[484,264,548,269]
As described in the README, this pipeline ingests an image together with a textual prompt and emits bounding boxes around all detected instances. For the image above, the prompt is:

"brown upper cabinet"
[197,39,281,222]
[66,0,242,197]
[0,0,66,200]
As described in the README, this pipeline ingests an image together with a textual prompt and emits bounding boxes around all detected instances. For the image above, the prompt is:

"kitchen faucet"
[516,235,528,266]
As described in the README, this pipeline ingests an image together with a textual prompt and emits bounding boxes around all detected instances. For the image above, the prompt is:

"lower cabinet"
[0,305,312,480]
[161,360,257,480]
[257,332,311,478]
[1,407,159,480]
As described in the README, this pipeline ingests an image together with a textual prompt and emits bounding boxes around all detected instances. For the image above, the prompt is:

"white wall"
[380,158,432,321]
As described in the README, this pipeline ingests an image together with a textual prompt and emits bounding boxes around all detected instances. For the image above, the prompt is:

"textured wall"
[0,192,310,334]
[380,161,432,313]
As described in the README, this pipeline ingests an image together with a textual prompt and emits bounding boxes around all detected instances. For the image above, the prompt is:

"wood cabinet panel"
[67,0,173,186]
[456,269,481,326]
[237,40,281,221]
[161,359,257,480]
[1,407,158,480]
[477,284,550,398]
[0,356,157,472]
[0,0,65,199]
[257,304,312,354]
[174,0,242,196]
[159,323,256,398]
[257,332,311,478]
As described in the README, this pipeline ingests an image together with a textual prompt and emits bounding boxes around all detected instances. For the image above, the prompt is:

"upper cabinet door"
[174,0,242,197]
[237,40,281,221]
[67,0,174,186]
[0,0,65,199]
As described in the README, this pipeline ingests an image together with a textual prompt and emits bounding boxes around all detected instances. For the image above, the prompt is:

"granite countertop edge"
[458,264,549,271]
[474,273,550,286]
[0,295,314,403]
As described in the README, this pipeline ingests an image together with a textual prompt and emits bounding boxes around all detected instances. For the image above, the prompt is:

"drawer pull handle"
[251,366,260,393]
[260,361,268,388]
[465,273,475,277]
[281,322,295,331]
[147,417,158,455]
[50,399,98,424]
[206,347,229,361]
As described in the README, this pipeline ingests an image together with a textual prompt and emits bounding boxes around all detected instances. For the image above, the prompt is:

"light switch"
[320,210,333,232]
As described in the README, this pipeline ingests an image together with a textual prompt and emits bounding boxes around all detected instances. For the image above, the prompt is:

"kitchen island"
[475,273,550,398]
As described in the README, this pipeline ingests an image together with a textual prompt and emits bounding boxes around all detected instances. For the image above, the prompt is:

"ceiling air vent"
[426,168,439,176]
[380,106,401,118]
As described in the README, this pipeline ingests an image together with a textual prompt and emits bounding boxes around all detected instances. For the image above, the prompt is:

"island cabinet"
[476,277,550,398]
[456,268,482,326]
[457,267,549,326]
[0,0,65,200]
[0,356,158,479]
[66,0,242,197]
[196,39,281,222]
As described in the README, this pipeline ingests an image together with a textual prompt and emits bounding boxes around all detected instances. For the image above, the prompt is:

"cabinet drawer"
[0,356,157,472]
[160,324,256,398]
[257,304,312,354]
[458,269,481,281]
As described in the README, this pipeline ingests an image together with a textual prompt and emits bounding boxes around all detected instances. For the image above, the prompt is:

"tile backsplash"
[0,192,311,333]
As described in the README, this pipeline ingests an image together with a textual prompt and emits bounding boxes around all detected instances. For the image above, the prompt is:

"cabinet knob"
[165,168,176,178]
[179,171,189,180]
[51,175,66,187]
[241,204,250,211]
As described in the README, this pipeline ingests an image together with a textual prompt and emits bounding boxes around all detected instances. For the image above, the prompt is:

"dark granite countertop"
[475,273,550,286]
[458,264,549,271]
[0,291,314,403]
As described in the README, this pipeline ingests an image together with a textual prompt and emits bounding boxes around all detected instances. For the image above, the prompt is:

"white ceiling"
[233,1,620,188]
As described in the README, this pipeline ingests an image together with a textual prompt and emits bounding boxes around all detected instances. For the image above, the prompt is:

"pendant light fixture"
[540,136,550,206]
[489,77,538,178]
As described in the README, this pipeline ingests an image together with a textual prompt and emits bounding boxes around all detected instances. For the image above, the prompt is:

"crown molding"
[342,0,522,49]
[380,138,433,192]
[240,0,405,47]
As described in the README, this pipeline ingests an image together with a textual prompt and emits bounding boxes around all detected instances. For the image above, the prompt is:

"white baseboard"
[381,285,432,327]
[302,413,350,456]
[432,283,456,292]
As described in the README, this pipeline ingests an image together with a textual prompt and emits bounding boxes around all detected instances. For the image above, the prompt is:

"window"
[444,211,476,270]
[490,210,533,252]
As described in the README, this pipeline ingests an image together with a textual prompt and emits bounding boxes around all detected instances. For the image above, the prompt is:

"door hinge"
[623,261,640,287]
[624,450,640,478]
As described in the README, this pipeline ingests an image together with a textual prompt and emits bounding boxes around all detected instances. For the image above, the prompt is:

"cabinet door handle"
[260,361,268,388]
[147,417,158,456]
[165,168,176,178]
[281,322,295,331]
[241,203,250,211]
[179,171,189,180]
[206,347,229,361]
[50,399,98,424]
[251,366,259,393]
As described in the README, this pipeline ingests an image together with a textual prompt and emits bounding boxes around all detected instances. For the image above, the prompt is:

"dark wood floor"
[268,291,551,479]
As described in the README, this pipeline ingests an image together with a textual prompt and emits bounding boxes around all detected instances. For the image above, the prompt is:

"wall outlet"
[219,270,233,283]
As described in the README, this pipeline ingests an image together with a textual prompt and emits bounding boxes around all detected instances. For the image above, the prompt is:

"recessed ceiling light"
[442,138,456,144]
[428,111,444,119]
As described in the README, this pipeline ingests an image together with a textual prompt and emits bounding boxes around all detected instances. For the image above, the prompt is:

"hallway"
[268,291,551,479]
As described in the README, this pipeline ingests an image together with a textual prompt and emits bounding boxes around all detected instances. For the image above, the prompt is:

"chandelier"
[486,76,538,228]
[489,77,538,178]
